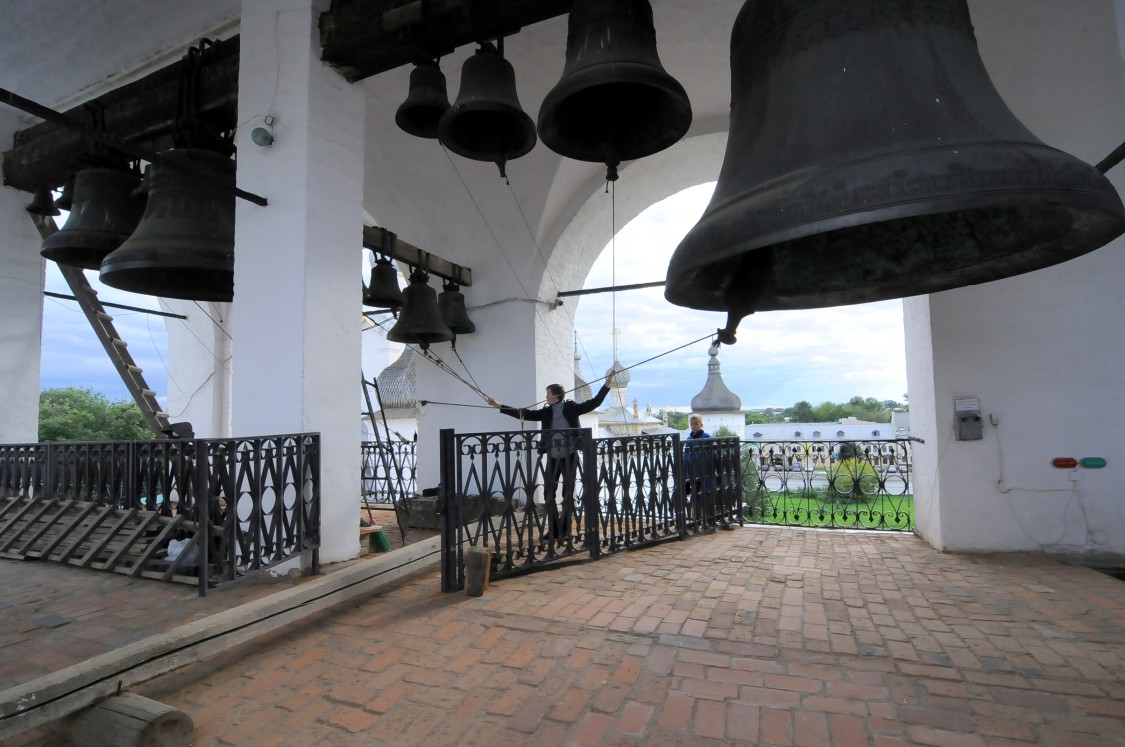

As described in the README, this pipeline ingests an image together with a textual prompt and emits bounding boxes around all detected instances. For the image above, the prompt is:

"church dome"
[605,359,629,388]
[690,344,741,413]
[374,346,417,409]
[573,348,592,402]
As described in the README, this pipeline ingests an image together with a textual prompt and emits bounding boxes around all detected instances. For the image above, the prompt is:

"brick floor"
[3,525,1124,745]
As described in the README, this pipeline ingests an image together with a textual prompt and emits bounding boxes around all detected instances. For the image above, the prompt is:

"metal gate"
[439,429,741,591]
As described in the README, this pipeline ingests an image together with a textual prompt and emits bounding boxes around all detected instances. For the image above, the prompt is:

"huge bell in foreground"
[665,0,1125,339]
[40,168,144,269]
[386,271,454,349]
[100,150,236,302]
[438,42,537,178]
[537,0,692,180]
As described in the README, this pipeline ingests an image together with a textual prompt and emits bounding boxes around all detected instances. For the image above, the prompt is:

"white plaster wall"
[163,299,231,438]
[231,0,365,563]
[906,0,1125,555]
[0,111,46,443]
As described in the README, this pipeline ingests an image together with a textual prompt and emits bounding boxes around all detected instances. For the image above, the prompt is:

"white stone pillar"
[232,0,365,563]
[0,110,47,444]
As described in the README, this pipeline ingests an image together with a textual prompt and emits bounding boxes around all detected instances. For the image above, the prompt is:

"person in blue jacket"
[683,414,715,499]
[487,373,614,539]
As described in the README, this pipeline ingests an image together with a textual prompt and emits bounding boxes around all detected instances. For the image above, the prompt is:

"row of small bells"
[396,0,1125,342]
[363,255,475,350]
[31,149,235,303]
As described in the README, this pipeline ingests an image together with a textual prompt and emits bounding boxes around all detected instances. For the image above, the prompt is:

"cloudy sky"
[568,183,909,410]
[41,262,171,402]
[39,182,908,412]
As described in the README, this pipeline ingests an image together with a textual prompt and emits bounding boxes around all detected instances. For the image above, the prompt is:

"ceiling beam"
[1,37,240,193]
[319,0,573,82]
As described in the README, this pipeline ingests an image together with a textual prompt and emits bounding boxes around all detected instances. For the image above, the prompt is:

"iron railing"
[360,440,416,506]
[741,438,914,530]
[0,433,320,594]
[439,429,741,591]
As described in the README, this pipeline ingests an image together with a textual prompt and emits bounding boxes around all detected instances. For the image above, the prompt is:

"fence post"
[581,428,599,560]
[673,434,687,539]
[439,428,462,592]
[194,439,209,597]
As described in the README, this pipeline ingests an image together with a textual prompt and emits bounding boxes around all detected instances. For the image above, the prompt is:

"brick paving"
[3,525,1125,745]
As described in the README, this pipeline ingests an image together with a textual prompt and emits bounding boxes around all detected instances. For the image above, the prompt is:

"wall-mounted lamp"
[250,115,275,147]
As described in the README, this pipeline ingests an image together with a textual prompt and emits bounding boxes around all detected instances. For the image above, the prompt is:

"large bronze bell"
[438,42,537,179]
[438,281,476,335]
[40,168,144,270]
[387,271,454,350]
[100,149,236,302]
[363,257,405,309]
[537,0,692,180]
[665,0,1125,341]
[395,61,451,139]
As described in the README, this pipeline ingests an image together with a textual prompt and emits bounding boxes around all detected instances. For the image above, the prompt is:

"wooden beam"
[1,37,240,193]
[319,0,574,83]
[362,225,472,286]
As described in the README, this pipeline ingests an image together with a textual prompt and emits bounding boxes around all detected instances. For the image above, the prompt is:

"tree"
[663,410,689,430]
[790,401,815,422]
[39,387,153,442]
[713,425,737,437]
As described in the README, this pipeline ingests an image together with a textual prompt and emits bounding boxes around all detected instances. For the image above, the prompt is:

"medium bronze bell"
[438,42,537,179]
[537,0,692,180]
[386,271,454,350]
[395,61,451,139]
[363,257,405,309]
[53,175,74,212]
[25,186,60,217]
[100,149,235,302]
[438,281,476,335]
[665,0,1125,342]
[40,168,144,270]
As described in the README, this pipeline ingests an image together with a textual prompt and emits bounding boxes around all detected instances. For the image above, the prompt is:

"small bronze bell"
[438,281,476,335]
[363,257,405,309]
[40,168,144,270]
[438,41,537,179]
[665,0,1125,342]
[395,60,451,139]
[53,175,75,212]
[100,149,235,301]
[538,0,692,180]
[386,271,454,350]
[25,186,60,217]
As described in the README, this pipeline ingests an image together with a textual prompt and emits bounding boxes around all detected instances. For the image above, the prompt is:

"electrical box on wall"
[954,396,983,441]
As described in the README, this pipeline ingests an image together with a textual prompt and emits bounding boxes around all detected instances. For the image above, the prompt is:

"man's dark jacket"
[497,384,611,429]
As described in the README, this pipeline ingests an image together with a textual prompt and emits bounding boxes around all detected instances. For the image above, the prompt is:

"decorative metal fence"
[741,439,914,530]
[439,429,741,591]
[360,440,416,506]
[0,434,320,594]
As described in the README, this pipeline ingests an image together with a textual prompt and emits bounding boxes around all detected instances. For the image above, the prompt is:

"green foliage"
[38,387,153,442]
[790,400,815,422]
[663,410,689,430]
[712,425,737,437]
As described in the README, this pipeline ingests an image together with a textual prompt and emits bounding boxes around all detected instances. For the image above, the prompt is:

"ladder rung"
[96,311,113,321]
[141,389,156,397]
[155,412,170,418]
[128,365,143,373]
[111,339,128,348]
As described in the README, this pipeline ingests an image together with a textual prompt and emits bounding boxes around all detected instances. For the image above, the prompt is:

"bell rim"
[666,142,1125,312]
[437,105,538,162]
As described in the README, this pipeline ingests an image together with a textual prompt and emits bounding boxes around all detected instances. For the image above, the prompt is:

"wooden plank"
[102,511,165,570]
[55,506,117,563]
[128,514,185,578]
[0,496,31,523]
[14,500,81,555]
[0,498,40,538]
[75,508,137,568]
[0,536,444,739]
[38,502,99,559]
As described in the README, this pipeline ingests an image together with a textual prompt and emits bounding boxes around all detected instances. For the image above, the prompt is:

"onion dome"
[690,344,741,413]
[374,346,417,409]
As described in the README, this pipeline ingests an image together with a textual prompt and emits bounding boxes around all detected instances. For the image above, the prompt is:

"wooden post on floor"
[54,692,193,747]
[464,546,494,597]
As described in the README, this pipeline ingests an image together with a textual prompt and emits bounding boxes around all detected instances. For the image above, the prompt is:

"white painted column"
[233,0,365,563]
[0,110,47,444]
